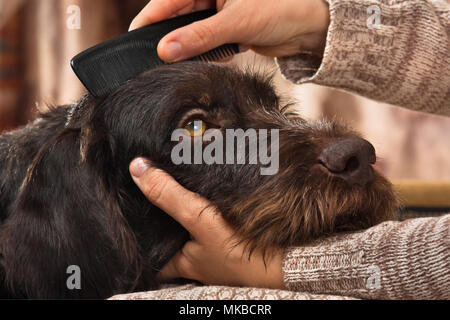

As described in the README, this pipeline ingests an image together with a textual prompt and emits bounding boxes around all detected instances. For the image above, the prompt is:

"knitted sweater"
[277,0,450,116]
[111,0,450,300]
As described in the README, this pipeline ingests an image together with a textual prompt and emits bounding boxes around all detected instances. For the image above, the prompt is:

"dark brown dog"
[0,62,397,299]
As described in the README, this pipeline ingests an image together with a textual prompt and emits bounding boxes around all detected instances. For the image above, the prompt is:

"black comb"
[70,10,239,98]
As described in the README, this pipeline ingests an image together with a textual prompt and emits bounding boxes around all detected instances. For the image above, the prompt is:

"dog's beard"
[208,169,397,258]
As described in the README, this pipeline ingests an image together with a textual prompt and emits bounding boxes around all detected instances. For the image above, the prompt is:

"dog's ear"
[0,129,141,298]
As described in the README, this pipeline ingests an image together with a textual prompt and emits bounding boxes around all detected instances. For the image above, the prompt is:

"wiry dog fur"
[0,62,398,299]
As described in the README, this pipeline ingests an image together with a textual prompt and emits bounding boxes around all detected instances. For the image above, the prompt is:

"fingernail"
[130,158,150,178]
[239,44,250,52]
[164,41,183,62]
[128,19,137,31]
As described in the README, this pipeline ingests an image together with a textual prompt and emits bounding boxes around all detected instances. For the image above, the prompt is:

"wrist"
[263,251,285,289]
[299,0,330,55]
[239,249,285,289]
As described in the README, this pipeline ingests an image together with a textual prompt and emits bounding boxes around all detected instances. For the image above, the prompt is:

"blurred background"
[0,0,449,187]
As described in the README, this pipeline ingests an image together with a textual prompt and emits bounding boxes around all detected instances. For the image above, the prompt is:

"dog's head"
[83,61,398,253]
[1,61,398,298]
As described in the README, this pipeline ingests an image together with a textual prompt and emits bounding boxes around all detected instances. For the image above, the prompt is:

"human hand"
[129,0,330,62]
[129,158,285,289]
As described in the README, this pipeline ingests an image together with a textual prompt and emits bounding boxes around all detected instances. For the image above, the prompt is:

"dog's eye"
[184,120,206,137]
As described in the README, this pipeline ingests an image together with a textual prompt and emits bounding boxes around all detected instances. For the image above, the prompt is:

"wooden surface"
[392,180,450,208]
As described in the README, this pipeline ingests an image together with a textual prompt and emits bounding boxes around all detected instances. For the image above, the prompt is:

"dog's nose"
[318,137,376,186]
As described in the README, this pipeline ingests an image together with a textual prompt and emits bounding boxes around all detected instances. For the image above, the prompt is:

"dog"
[0,62,398,299]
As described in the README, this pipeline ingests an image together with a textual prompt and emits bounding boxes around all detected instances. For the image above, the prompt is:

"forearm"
[282,214,450,299]
[277,0,450,116]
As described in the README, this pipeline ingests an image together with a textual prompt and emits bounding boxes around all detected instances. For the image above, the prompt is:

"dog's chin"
[302,168,398,235]
[221,168,398,256]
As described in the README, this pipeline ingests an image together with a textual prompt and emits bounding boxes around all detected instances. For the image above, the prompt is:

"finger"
[157,242,200,282]
[157,251,184,281]
[129,158,212,237]
[178,0,214,15]
[238,44,250,52]
[129,0,214,31]
[157,10,238,62]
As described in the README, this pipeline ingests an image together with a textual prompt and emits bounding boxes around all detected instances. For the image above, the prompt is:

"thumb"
[158,11,235,62]
[129,158,211,238]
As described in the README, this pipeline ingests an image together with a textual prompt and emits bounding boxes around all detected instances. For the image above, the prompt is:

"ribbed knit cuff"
[282,214,450,299]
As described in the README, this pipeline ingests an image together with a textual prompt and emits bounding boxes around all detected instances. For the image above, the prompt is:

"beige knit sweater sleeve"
[276,0,450,116]
[283,214,450,299]
[278,0,450,299]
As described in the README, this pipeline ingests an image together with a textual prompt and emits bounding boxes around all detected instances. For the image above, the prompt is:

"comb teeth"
[192,43,239,62]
